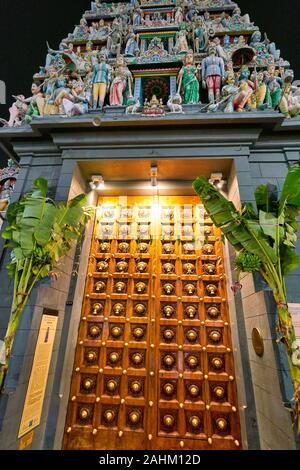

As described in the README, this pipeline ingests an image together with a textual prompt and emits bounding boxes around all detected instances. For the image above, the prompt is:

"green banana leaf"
[280,245,300,276]
[0,177,92,392]
[255,183,278,213]
[193,176,278,264]
[259,210,284,244]
[279,165,300,210]
[32,177,48,197]
[34,203,58,246]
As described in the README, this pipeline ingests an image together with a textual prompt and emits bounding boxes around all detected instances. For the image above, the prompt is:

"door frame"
[54,186,249,449]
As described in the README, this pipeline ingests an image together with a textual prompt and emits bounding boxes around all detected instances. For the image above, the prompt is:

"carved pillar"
[141,39,147,52]
[170,76,177,96]
[134,77,142,101]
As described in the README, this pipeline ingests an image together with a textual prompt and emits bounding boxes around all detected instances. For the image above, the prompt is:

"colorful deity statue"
[75,47,88,75]
[186,2,197,22]
[109,55,133,106]
[0,83,45,127]
[89,19,111,41]
[174,6,184,24]
[72,18,89,40]
[143,95,165,116]
[45,70,72,115]
[133,8,143,26]
[167,93,183,113]
[57,80,90,116]
[124,32,139,57]
[177,51,200,104]
[92,55,111,109]
[234,66,255,112]
[84,63,94,106]
[107,24,122,57]
[210,37,228,61]
[231,7,251,26]
[194,16,208,53]
[264,64,283,110]
[280,85,300,118]
[174,30,189,54]
[253,71,268,109]
[221,72,239,113]
[249,30,262,48]
[83,41,94,66]
[44,42,68,72]
[202,46,225,103]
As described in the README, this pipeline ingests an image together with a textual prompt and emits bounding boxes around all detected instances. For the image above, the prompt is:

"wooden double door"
[63,196,242,450]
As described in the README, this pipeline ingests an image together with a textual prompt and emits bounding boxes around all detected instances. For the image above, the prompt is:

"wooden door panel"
[63,196,241,450]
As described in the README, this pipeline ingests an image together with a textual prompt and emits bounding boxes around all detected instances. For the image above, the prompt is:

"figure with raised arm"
[0,83,45,127]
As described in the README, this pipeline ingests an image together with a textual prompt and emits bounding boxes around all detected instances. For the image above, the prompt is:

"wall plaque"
[18,309,58,438]
[252,327,264,357]
[19,430,34,450]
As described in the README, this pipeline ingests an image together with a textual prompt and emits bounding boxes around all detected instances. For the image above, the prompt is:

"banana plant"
[193,165,300,432]
[0,178,92,392]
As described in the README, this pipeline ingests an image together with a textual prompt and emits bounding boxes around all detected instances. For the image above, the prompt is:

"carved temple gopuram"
[0,0,300,451]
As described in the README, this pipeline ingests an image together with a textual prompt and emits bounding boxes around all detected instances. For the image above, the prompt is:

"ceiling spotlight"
[150,165,158,187]
[209,172,226,190]
[89,175,105,190]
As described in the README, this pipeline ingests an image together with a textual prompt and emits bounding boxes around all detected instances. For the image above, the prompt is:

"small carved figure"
[124,33,139,57]
[126,98,141,114]
[133,8,143,26]
[174,30,189,54]
[174,6,184,24]
[194,16,208,53]
[253,71,268,109]
[72,18,89,40]
[167,94,183,113]
[211,37,228,61]
[109,55,133,106]
[279,71,300,118]
[234,66,255,112]
[143,95,165,116]
[107,25,122,57]
[59,80,90,116]
[264,65,283,110]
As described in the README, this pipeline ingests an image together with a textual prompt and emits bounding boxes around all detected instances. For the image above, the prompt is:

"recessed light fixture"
[89,175,105,190]
[209,172,226,190]
[150,165,158,187]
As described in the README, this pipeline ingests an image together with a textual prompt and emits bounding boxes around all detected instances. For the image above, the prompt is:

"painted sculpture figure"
[124,32,139,57]
[92,55,111,109]
[0,83,45,127]
[202,46,225,102]
[174,30,189,53]
[109,55,133,106]
[194,16,209,53]
[177,51,200,104]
